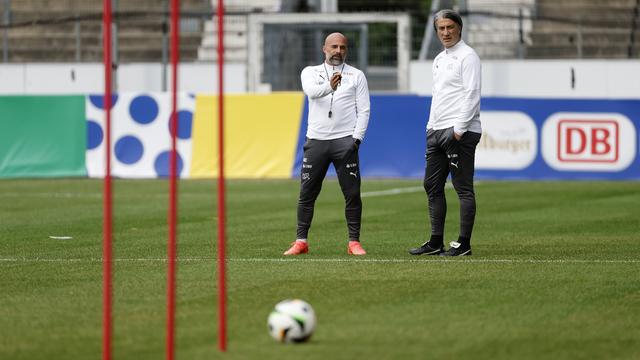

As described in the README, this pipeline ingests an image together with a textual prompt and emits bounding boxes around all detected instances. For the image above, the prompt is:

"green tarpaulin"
[0,96,86,178]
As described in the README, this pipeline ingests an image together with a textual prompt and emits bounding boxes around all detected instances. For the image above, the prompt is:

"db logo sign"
[558,120,618,162]
[542,113,636,172]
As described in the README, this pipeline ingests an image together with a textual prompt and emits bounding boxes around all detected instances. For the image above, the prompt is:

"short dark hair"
[433,9,463,31]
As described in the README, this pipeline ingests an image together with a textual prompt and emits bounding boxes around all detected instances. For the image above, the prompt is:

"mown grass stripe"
[2,257,639,264]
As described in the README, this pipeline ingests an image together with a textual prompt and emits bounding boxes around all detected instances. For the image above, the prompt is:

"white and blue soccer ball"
[267,299,316,343]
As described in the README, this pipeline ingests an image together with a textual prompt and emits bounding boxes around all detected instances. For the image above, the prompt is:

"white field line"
[2,180,460,201]
[1,185,430,200]
[0,192,102,198]
[361,186,424,197]
[362,182,466,198]
[1,257,638,264]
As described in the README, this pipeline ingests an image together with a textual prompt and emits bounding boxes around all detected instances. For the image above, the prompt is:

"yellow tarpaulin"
[190,93,304,178]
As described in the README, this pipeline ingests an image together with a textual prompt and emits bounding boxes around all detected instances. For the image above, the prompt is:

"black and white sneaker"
[440,241,472,256]
[409,242,444,256]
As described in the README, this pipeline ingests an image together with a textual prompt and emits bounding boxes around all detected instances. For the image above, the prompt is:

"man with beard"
[283,32,371,256]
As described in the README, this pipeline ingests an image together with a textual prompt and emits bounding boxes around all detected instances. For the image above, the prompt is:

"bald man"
[284,32,371,256]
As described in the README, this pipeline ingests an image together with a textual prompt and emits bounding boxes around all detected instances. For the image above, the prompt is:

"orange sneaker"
[283,240,308,255]
[348,241,366,256]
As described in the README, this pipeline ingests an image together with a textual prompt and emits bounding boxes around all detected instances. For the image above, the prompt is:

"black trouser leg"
[296,136,362,241]
[450,131,481,238]
[424,128,481,242]
[333,137,362,240]
[424,129,450,237]
[296,139,330,239]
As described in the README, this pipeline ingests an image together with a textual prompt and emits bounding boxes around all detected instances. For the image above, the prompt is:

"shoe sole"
[409,249,444,256]
[348,250,366,256]
[283,249,308,256]
[348,248,366,255]
[440,249,472,256]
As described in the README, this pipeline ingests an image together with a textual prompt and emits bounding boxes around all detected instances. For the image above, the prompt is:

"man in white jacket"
[284,32,370,256]
[409,9,482,257]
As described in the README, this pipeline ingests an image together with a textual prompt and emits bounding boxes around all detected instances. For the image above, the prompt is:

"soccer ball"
[267,299,316,343]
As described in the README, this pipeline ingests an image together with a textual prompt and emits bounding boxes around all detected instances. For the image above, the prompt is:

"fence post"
[101,1,118,90]
[75,20,82,62]
[576,16,583,58]
[359,23,368,75]
[629,0,639,58]
[162,0,169,91]
[112,0,118,91]
[418,0,440,60]
[2,0,9,63]
[518,8,525,59]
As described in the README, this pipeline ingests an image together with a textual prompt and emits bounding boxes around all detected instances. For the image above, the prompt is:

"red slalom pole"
[216,0,227,352]
[101,0,113,359]
[166,0,180,359]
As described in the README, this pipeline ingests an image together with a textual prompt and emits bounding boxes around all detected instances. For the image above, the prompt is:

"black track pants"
[296,136,361,240]
[423,127,481,239]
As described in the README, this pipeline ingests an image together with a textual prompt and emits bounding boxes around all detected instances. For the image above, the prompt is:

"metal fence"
[1,0,639,91]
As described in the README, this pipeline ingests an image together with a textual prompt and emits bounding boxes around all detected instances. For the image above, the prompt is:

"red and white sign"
[557,120,618,162]
[542,113,636,171]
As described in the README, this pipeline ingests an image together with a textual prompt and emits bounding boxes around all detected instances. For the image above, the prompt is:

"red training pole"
[216,0,227,352]
[101,0,113,359]
[166,0,180,359]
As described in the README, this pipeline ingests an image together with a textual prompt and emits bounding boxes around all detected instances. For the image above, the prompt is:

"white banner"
[85,93,196,178]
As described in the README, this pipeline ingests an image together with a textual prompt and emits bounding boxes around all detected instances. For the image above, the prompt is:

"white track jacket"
[300,62,370,141]
[428,39,482,135]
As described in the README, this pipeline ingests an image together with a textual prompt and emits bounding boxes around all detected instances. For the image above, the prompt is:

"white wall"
[3,60,640,98]
[0,63,247,94]
[410,60,640,99]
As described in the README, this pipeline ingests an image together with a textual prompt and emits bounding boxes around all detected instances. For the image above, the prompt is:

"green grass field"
[1,179,639,359]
